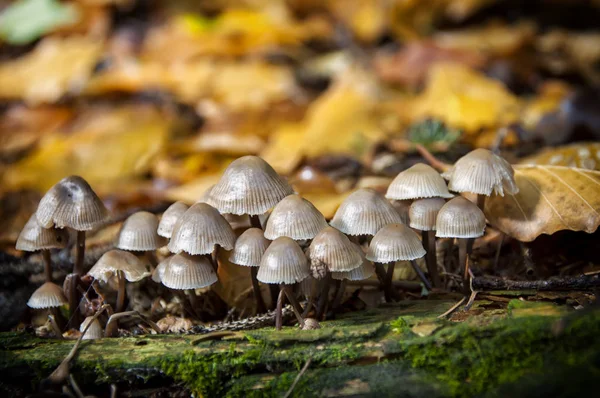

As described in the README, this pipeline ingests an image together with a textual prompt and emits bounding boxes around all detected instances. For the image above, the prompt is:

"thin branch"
[284,357,313,398]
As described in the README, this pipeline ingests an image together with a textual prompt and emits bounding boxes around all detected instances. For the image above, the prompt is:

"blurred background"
[0,0,599,248]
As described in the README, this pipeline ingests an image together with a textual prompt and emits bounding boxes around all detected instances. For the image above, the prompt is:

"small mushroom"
[367,224,427,302]
[117,211,166,268]
[160,253,218,290]
[152,257,169,283]
[409,198,447,288]
[257,237,309,330]
[88,250,151,312]
[27,281,68,333]
[16,214,68,283]
[229,228,271,313]
[330,188,403,236]
[386,163,453,200]
[330,249,375,312]
[435,197,486,293]
[390,199,411,225]
[301,318,321,330]
[80,316,104,340]
[264,195,328,242]
[157,202,189,239]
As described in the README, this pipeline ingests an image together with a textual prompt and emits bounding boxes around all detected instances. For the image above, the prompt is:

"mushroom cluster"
[16,149,517,336]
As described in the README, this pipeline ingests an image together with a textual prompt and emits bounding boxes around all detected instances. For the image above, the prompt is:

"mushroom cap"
[116,211,165,251]
[264,195,328,241]
[435,196,486,238]
[161,253,218,290]
[308,226,363,273]
[16,214,69,251]
[386,163,453,200]
[207,156,294,215]
[168,203,236,255]
[88,250,151,283]
[80,316,103,340]
[27,282,67,309]
[330,188,403,236]
[332,253,375,281]
[409,198,446,231]
[442,148,518,196]
[391,199,411,225]
[158,202,189,238]
[367,223,426,263]
[257,237,309,284]
[36,175,109,230]
[152,256,170,283]
[301,318,321,330]
[229,228,271,267]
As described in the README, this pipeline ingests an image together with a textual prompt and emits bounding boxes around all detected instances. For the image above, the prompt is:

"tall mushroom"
[257,237,309,330]
[367,224,427,302]
[435,197,486,294]
[116,211,166,265]
[385,163,452,288]
[88,250,151,312]
[16,214,68,283]
[35,176,109,327]
[264,194,328,243]
[157,202,189,239]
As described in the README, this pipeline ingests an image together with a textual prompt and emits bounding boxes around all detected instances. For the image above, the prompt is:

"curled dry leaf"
[485,165,600,242]
[520,142,600,171]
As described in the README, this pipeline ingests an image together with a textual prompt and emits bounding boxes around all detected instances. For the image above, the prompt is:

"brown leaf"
[485,165,600,242]
[520,142,600,171]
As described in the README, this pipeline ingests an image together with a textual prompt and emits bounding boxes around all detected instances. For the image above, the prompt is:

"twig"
[471,274,600,291]
[437,297,466,319]
[414,144,450,172]
[283,357,313,398]
[68,374,84,398]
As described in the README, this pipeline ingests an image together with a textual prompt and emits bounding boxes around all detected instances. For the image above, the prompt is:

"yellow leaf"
[302,191,351,219]
[412,63,520,133]
[163,171,223,204]
[520,81,571,131]
[520,142,600,171]
[261,123,305,175]
[485,165,600,242]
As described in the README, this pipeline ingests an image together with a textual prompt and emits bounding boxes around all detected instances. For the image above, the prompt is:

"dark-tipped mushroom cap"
[264,195,328,240]
[442,148,518,196]
[161,253,218,290]
[367,223,426,263]
[386,163,453,200]
[409,198,446,231]
[332,252,375,281]
[330,188,403,236]
[207,156,294,215]
[80,316,103,340]
[229,228,271,267]
[27,282,67,309]
[308,226,363,273]
[116,211,165,251]
[435,196,486,238]
[36,176,109,230]
[88,250,150,283]
[168,203,236,255]
[16,214,69,252]
[257,237,309,284]
[158,202,189,238]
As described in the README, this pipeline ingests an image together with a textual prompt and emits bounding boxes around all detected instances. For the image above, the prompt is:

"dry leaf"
[261,123,305,175]
[520,81,571,131]
[485,165,600,242]
[520,142,600,171]
[163,171,224,204]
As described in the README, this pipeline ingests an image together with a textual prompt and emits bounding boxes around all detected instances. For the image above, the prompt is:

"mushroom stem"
[385,261,395,288]
[186,289,205,321]
[316,272,332,320]
[74,231,86,275]
[331,279,347,311]
[250,267,267,314]
[476,194,486,212]
[249,214,262,229]
[66,273,81,329]
[374,263,394,302]
[115,270,126,313]
[410,260,433,291]
[458,239,470,295]
[275,288,285,330]
[210,251,219,272]
[282,284,305,327]
[42,249,53,283]
[422,230,441,288]
[48,310,65,336]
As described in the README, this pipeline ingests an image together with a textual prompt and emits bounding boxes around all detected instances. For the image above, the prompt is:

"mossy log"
[1,299,600,397]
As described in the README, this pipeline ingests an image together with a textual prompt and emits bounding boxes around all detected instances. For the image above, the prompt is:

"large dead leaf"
[485,165,600,242]
[520,142,600,171]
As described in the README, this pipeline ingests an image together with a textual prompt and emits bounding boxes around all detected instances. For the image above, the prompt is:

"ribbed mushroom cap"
[442,148,518,196]
[158,202,189,238]
[409,198,446,231]
[27,282,67,309]
[264,195,328,241]
[435,196,486,238]
[229,228,271,267]
[386,163,453,200]
[367,223,426,263]
[168,203,236,255]
[257,237,309,284]
[207,156,294,215]
[116,211,165,251]
[88,250,151,283]
[16,214,69,251]
[152,257,170,283]
[36,175,109,230]
[332,253,375,281]
[330,188,403,236]
[80,316,103,340]
[161,253,218,290]
[391,199,411,225]
[308,226,363,273]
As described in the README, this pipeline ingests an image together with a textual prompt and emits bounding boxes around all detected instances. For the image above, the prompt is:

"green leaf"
[0,0,79,45]
[408,119,461,149]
